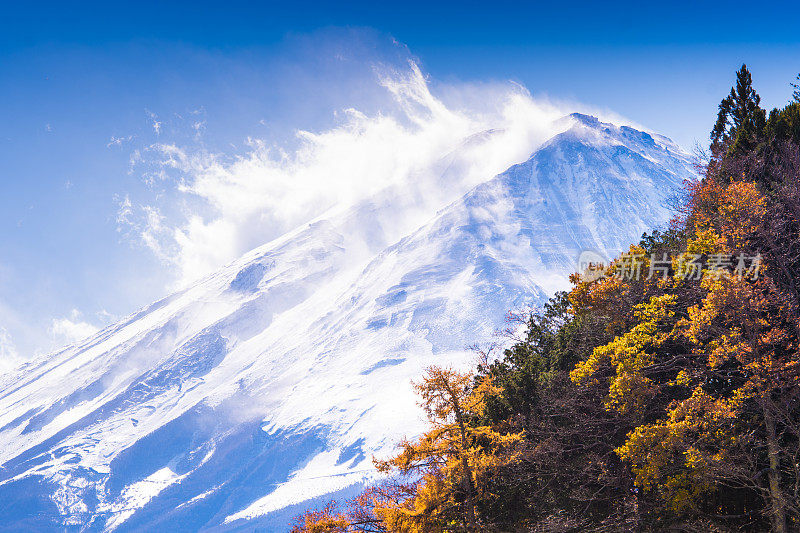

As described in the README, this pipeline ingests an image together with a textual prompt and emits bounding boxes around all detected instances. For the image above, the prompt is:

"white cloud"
[49,309,99,347]
[119,60,634,288]
[107,135,134,148]
[146,110,162,136]
[114,194,132,229]
[0,326,22,371]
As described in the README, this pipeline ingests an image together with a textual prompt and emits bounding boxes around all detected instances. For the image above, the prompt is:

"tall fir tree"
[711,64,767,154]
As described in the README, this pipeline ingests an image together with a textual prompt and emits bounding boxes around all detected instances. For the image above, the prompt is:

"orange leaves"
[569,266,629,336]
[717,180,767,250]
[687,177,725,233]
[683,271,797,379]
[371,367,524,531]
[294,367,524,532]
[291,502,352,533]
[688,174,767,251]
[412,367,474,425]
[370,475,448,533]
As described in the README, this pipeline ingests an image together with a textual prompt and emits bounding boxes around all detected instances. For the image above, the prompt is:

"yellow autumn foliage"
[571,294,677,414]
[616,388,738,513]
[371,367,524,532]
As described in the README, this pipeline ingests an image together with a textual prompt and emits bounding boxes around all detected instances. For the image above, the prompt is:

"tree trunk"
[763,400,787,533]
[446,383,479,531]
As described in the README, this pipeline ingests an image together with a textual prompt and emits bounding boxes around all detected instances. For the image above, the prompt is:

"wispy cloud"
[107,135,134,148]
[0,326,21,371]
[118,61,574,287]
[48,309,99,347]
[114,194,132,229]
[146,110,162,136]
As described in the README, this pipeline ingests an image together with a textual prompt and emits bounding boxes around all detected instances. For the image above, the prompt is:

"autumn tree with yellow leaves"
[292,367,523,532]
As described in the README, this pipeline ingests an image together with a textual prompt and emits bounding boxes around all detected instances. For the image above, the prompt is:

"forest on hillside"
[294,66,800,532]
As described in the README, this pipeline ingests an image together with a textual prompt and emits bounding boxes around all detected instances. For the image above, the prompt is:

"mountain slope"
[0,115,694,531]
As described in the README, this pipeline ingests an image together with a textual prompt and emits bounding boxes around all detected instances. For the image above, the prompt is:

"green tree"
[711,64,767,155]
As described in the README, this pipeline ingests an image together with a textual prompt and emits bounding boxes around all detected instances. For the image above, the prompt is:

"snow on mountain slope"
[0,114,694,531]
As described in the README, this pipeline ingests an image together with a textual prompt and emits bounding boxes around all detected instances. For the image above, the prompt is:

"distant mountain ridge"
[0,114,694,531]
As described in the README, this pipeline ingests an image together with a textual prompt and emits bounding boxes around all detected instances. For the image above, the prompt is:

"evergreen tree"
[711,64,766,155]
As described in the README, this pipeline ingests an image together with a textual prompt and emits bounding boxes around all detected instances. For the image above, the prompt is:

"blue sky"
[1,0,799,359]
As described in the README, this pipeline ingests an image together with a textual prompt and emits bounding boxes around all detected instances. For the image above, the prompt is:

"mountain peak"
[567,112,602,126]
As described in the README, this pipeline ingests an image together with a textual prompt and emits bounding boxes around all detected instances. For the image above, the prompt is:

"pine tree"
[711,64,767,154]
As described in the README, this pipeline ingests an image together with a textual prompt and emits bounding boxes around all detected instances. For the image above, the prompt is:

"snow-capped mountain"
[0,114,694,531]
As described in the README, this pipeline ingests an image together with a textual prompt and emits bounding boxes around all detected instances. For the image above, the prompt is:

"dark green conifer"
[711,64,767,154]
